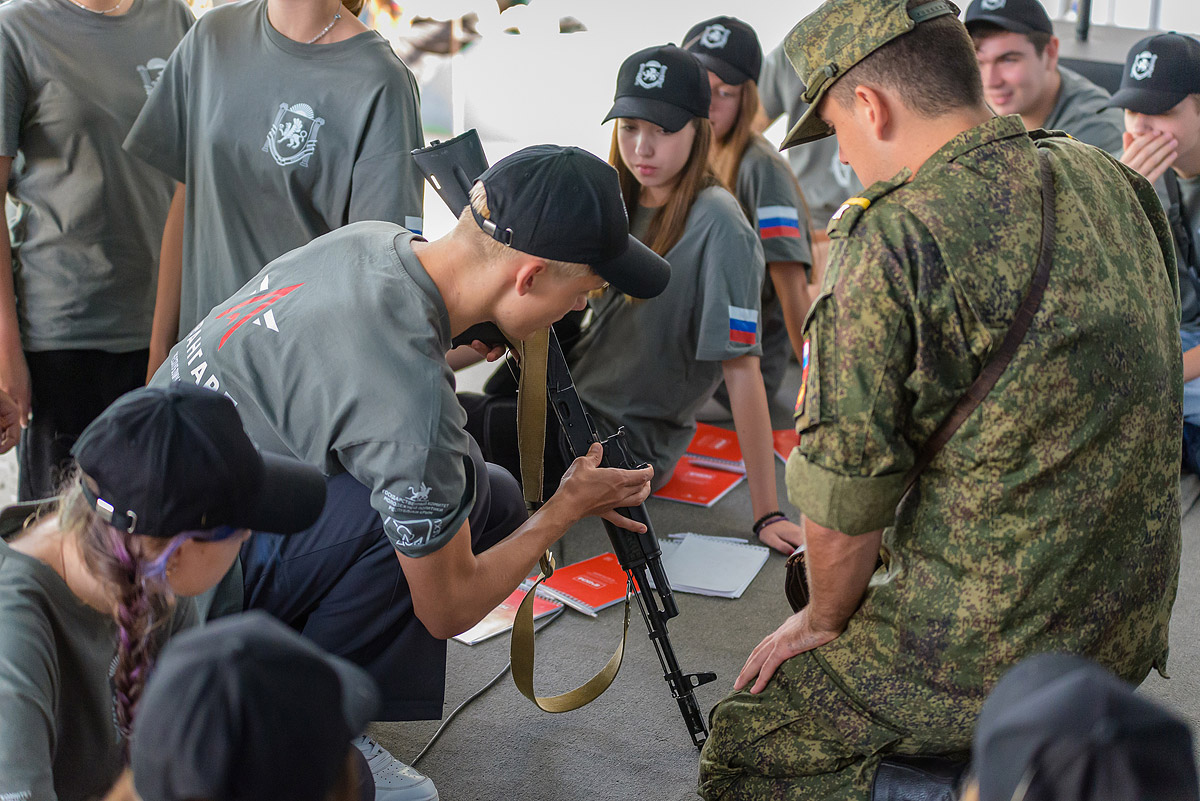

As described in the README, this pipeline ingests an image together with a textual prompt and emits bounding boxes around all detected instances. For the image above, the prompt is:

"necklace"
[68,0,124,13]
[305,11,340,44]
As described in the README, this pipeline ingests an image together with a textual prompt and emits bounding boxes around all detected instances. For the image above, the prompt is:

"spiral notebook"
[452,585,562,645]
[657,533,770,599]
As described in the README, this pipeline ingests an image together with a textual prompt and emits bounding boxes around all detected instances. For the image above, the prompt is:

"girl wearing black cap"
[0,385,325,801]
[570,43,805,554]
[684,17,814,405]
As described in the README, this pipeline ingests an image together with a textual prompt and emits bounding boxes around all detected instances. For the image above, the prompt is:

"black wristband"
[752,510,788,536]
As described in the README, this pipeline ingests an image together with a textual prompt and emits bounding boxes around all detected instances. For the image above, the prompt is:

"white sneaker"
[354,735,439,801]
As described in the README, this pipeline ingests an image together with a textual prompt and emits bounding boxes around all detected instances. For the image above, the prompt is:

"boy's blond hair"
[455,182,592,279]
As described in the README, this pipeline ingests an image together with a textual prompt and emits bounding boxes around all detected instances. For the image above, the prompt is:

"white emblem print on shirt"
[136,58,167,96]
[263,102,326,167]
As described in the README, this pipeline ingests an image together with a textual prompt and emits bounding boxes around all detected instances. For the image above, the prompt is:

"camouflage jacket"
[786,115,1181,707]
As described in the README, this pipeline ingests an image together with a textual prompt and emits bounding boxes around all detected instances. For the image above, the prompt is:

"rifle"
[413,131,717,748]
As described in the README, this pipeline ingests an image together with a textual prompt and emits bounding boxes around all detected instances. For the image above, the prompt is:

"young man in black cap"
[964,0,1124,153]
[1107,32,1200,471]
[150,145,665,800]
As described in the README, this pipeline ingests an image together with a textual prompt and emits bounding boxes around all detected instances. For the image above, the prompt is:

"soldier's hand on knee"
[734,608,843,695]
[554,443,653,532]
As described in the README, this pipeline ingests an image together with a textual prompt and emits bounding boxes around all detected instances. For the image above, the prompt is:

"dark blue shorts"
[240,438,526,720]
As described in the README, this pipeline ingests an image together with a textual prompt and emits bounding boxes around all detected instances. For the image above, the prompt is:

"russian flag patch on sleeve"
[756,205,802,240]
[729,306,758,345]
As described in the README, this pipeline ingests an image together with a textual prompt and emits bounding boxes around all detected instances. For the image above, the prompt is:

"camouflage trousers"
[697,650,972,800]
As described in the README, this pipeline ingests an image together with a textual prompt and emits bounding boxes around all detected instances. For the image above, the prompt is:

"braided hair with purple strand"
[55,467,183,748]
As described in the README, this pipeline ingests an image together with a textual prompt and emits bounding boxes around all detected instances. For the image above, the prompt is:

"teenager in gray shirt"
[125,0,425,378]
[685,17,814,402]
[755,41,864,298]
[0,0,193,500]
[0,385,324,801]
[965,0,1124,155]
[1108,33,1200,470]
[582,45,805,554]
[151,145,662,799]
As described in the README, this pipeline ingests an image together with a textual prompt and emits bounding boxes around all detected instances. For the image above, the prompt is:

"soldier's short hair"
[828,2,986,119]
[969,21,1054,57]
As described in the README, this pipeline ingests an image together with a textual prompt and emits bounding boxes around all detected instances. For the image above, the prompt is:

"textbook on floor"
[452,585,562,645]
[535,552,630,617]
[685,423,746,473]
[652,460,745,507]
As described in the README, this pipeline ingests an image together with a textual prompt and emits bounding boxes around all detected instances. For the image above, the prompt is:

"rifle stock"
[418,133,716,747]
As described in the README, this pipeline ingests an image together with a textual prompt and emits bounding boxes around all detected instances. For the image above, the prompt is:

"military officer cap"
[780,0,960,149]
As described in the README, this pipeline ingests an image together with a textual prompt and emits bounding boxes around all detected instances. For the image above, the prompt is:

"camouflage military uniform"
[699,113,1182,800]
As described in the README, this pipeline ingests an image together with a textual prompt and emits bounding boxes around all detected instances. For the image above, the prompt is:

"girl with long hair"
[684,16,814,404]
[0,385,324,801]
[569,44,805,554]
[0,0,193,500]
[125,0,426,380]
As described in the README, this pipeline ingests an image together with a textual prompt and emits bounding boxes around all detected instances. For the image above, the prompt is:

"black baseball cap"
[683,17,763,86]
[973,653,1199,801]
[603,44,711,134]
[1106,33,1200,115]
[131,611,381,801]
[71,384,325,537]
[472,145,670,299]
[964,0,1054,36]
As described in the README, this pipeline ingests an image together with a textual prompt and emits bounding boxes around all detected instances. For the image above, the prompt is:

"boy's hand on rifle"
[466,340,508,362]
[554,442,653,532]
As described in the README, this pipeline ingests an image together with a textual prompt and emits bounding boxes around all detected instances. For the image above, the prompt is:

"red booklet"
[652,459,745,508]
[452,585,562,645]
[772,429,799,463]
[537,552,630,617]
[685,423,745,474]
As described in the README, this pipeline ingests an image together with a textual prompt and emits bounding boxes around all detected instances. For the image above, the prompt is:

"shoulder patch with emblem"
[826,169,911,238]
[794,338,811,416]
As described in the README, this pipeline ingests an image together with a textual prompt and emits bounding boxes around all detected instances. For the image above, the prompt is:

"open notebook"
[657,533,770,599]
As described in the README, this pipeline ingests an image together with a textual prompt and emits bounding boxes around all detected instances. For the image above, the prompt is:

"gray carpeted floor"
[370,365,1200,800]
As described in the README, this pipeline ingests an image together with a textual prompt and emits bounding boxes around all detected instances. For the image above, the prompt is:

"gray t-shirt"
[758,43,864,229]
[0,515,196,801]
[124,0,425,335]
[0,0,193,352]
[1043,66,1124,156]
[571,186,764,480]
[152,222,473,557]
[736,135,813,382]
[1162,171,1200,332]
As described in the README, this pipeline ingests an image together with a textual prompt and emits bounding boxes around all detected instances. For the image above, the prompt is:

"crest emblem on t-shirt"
[980,0,1006,10]
[636,60,668,90]
[700,23,730,49]
[1130,50,1158,81]
[136,57,168,96]
[263,102,326,167]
